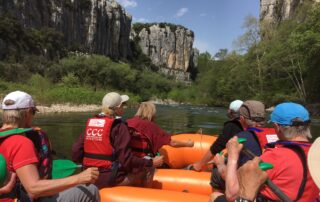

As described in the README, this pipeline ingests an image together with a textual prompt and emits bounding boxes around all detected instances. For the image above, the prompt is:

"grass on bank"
[0,75,140,106]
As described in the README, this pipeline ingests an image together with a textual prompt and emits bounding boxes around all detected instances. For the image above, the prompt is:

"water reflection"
[31,105,320,159]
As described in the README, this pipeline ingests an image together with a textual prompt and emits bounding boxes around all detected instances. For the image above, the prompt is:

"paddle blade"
[52,159,81,179]
[0,154,7,186]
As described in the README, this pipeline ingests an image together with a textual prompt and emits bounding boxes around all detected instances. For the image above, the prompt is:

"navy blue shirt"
[236,130,262,166]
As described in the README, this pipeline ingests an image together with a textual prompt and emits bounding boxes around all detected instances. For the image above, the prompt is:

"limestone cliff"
[260,0,319,25]
[0,0,132,59]
[132,23,198,81]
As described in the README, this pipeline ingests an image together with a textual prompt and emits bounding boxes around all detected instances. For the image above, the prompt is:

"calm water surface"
[32,105,320,159]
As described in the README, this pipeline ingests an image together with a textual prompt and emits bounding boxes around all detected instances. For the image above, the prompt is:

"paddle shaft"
[241,147,292,202]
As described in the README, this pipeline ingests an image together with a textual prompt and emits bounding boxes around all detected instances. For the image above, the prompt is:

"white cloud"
[200,13,207,17]
[117,0,137,8]
[175,7,188,18]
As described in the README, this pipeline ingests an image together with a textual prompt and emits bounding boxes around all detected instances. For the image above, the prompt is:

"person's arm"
[71,133,84,163]
[0,172,16,194]
[225,136,243,201]
[192,149,213,171]
[210,121,242,155]
[16,164,99,199]
[169,139,194,147]
[214,153,227,179]
[237,157,268,201]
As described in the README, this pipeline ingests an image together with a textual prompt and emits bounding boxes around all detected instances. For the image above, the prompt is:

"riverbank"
[37,104,100,113]
[35,99,181,114]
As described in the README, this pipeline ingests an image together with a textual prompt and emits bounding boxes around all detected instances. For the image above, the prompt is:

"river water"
[32,105,320,159]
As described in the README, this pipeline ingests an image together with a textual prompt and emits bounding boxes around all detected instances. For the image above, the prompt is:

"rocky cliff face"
[260,0,319,25]
[133,24,198,81]
[0,0,132,59]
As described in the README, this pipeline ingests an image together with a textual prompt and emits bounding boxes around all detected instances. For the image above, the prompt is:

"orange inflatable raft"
[152,169,211,195]
[100,186,210,202]
[159,133,217,168]
[100,169,211,202]
[99,134,215,202]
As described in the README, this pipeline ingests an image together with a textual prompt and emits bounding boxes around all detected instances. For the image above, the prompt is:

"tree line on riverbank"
[0,3,319,108]
[173,3,320,107]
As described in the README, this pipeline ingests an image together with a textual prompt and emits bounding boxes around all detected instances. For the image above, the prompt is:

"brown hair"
[2,109,29,127]
[135,102,156,121]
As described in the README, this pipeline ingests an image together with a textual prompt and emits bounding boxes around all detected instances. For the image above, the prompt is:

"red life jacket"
[248,127,279,150]
[83,116,115,168]
[128,128,153,157]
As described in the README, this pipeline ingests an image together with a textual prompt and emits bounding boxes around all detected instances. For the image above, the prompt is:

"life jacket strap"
[84,152,114,161]
[0,128,33,138]
[131,147,154,156]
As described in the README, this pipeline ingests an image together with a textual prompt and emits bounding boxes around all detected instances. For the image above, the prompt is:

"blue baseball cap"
[270,102,310,126]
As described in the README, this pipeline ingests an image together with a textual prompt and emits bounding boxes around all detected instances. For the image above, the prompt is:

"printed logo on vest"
[266,134,279,143]
[88,119,105,127]
[86,128,104,141]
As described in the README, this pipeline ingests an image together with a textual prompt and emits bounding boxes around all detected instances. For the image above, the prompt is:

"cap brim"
[308,137,320,189]
[120,95,129,103]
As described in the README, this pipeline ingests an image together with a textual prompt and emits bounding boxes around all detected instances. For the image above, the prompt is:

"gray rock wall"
[260,0,319,25]
[0,0,132,59]
[134,24,198,80]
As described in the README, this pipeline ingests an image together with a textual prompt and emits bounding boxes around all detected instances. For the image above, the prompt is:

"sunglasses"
[31,108,37,115]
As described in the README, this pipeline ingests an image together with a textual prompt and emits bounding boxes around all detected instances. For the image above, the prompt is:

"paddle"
[0,154,7,186]
[52,159,82,179]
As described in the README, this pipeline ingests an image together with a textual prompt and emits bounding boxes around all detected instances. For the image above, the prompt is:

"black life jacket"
[0,127,53,202]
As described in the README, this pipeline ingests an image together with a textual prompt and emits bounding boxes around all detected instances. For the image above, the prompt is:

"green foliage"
[0,14,66,60]
[61,73,80,87]
[132,22,188,34]
[188,3,320,106]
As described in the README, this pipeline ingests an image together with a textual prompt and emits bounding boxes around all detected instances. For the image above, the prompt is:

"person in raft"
[213,102,320,202]
[192,100,244,171]
[126,101,194,186]
[72,92,164,189]
[0,91,100,202]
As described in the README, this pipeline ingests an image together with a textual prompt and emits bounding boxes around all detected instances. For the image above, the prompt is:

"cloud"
[175,7,188,18]
[117,0,137,8]
[200,13,207,17]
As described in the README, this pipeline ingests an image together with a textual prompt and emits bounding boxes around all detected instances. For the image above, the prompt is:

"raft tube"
[100,186,210,202]
[159,134,216,168]
[152,169,211,195]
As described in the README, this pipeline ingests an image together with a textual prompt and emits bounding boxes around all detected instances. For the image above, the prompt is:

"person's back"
[192,100,244,173]
[127,116,171,156]
[259,144,318,201]
[74,93,164,189]
[258,102,319,201]
[0,91,100,202]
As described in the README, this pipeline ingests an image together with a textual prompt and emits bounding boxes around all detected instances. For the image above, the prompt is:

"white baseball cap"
[2,91,37,110]
[229,100,243,112]
[308,137,320,189]
[102,92,129,109]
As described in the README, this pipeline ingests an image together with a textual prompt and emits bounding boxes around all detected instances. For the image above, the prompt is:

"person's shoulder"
[3,135,34,147]
[262,146,297,159]
[236,130,251,137]
[224,120,242,129]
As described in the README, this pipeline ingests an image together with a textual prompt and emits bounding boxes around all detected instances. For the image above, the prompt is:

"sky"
[116,0,260,56]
